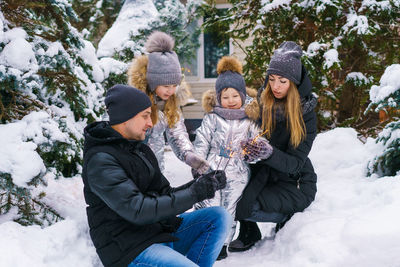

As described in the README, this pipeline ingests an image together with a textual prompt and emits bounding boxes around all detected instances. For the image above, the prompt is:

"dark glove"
[240,136,273,162]
[191,168,201,179]
[189,172,218,202]
[212,170,227,190]
[185,152,210,175]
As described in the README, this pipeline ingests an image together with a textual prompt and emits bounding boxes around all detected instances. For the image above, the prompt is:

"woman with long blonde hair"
[229,41,318,253]
[127,31,209,173]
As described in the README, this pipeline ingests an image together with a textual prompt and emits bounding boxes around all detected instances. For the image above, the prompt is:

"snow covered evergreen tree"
[202,0,400,130]
[366,64,400,177]
[133,0,202,65]
[97,0,202,89]
[71,0,124,46]
[0,0,104,226]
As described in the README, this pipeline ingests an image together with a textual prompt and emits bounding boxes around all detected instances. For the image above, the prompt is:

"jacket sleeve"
[86,152,196,226]
[193,113,215,159]
[263,111,317,174]
[165,112,194,162]
[146,121,166,170]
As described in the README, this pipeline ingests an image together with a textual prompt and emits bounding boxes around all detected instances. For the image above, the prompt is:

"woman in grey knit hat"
[127,31,209,173]
[228,41,318,253]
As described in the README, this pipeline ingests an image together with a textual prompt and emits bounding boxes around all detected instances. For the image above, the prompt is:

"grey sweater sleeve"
[86,152,196,225]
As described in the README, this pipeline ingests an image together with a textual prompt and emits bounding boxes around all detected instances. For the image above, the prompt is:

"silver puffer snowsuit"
[127,55,194,171]
[145,109,193,170]
[194,88,261,245]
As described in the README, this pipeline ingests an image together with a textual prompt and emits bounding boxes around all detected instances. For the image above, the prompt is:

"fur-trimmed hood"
[202,87,260,121]
[127,55,192,106]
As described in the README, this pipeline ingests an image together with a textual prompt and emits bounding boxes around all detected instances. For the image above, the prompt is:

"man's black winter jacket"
[82,122,196,267]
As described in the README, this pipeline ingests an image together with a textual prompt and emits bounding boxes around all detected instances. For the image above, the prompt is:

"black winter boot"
[228,221,261,252]
[216,245,228,260]
[274,213,293,234]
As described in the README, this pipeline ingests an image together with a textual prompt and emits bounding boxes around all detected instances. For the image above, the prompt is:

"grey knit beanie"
[105,84,152,125]
[215,56,246,106]
[145,31,182,91]
[267,41,303,85]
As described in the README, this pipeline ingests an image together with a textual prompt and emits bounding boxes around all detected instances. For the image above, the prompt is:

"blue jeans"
[128,206,232,267]
[246,201,288,223]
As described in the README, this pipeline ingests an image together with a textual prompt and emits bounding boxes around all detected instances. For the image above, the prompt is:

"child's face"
[220,87,242,109]
[155,85,177,100]
[268,74,290,99]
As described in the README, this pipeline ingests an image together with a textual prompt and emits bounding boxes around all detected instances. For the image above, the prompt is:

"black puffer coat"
[82,122,196,267]
[236,65,318,220]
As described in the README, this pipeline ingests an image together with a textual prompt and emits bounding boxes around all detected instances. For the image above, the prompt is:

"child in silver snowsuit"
[127,31,209,174]
[193,56,261,259]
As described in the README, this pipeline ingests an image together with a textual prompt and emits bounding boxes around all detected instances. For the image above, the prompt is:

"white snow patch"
[369,64,400,103]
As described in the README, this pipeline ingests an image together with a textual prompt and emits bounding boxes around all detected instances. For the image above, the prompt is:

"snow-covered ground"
[1,127,400,267]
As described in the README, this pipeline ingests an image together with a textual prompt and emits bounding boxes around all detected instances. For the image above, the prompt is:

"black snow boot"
[228,221,261,252]
[216,245,228,260]
[274,213,293,234]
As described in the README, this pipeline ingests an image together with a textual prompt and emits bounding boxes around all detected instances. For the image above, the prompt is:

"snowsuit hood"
[127,54,192,106]
[202,87,260,121]
[126,55,195,171]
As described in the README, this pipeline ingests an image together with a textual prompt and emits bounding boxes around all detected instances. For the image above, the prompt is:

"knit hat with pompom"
[267,41,302,85]
[215,56,246,106]
[145,31,182,91]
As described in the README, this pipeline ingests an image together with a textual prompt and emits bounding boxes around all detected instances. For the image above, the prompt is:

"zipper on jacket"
[297,178,301,190]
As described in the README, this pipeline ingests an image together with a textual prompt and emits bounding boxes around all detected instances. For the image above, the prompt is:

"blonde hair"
[261,81,306,148]
[147,88,180,128]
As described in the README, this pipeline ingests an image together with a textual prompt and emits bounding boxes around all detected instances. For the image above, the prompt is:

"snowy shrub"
[202,0,400,130]
[97,0,202,88]
[0,0,104,226]
[366,64,400,177]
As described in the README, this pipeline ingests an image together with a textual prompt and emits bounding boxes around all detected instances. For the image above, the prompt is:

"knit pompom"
[145,31,175,53]
[217,56,243,74]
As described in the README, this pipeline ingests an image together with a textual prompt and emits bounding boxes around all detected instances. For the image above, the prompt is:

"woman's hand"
[240,136,273,162]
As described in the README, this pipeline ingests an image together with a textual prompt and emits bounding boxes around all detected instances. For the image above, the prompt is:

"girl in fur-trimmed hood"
[193,56,261,260]
[127,31,208,172]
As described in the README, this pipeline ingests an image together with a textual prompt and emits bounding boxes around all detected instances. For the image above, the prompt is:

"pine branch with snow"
[0,0,105,226]
[366,64,400,177]
[202,0,400,131]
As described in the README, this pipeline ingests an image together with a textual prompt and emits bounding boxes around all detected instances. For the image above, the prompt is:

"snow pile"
[369,64,400,104]
[0,28,36,71]
[215,128,400,267]
[0,128,400,266]
[0,111,71,187]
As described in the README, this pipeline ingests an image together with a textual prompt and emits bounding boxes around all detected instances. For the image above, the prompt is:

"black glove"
[212,170,227,190]
[191,168,201,179]
[189,172,218,202]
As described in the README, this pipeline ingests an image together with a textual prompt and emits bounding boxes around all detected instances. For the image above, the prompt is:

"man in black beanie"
[82,84,231,267]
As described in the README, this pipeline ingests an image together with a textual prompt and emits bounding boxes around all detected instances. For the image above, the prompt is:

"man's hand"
[189,170,227,202]
[212,170,227,190]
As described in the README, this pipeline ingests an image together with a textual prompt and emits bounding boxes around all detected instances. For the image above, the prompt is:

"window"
[180,20,199,77]
[203,9,230,78]
[183,7,231,80]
